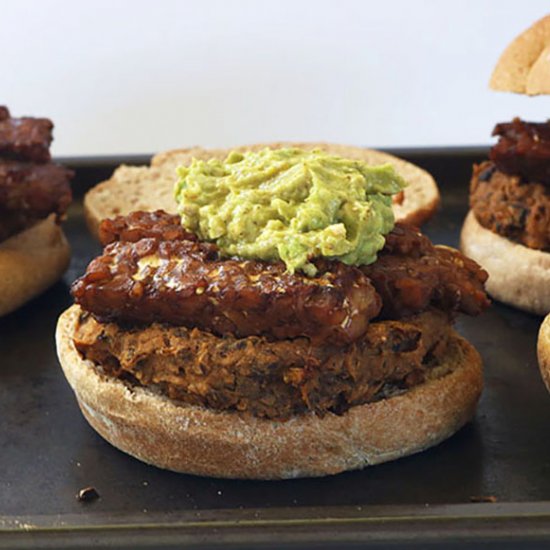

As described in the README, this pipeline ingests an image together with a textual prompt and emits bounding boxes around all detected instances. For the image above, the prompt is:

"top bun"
[83,143,440,240]
[490,14,550,95]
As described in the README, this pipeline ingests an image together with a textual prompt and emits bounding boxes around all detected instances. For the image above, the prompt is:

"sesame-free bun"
[460,210,550,315]
[83,143,440,240]
[490,14,550,95]
[538,314,550,393]
[0,215,70,317]
[56,305,482,480]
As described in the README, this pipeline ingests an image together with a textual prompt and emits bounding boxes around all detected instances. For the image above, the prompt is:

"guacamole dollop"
[174,148,406,275]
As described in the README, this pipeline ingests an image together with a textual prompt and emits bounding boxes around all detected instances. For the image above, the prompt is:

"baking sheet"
[1,149,549,549]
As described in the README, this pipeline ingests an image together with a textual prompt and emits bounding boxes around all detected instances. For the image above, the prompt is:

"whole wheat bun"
[0,216,70,317]
[490,14,550,95]
[56,305,482,479]
[538,314,550,393]
[83,142,440,240]
[460,210,550,315]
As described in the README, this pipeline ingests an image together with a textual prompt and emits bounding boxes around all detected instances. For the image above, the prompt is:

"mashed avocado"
[174,148,406,275]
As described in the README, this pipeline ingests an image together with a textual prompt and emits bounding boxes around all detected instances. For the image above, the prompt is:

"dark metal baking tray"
[1,148,549,549]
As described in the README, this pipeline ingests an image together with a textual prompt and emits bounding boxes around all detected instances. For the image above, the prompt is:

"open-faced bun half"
[460,210,550,316]
[56,305,482,480]
[83,142,440,240]
[0,215,70,317]
[490,14,550,95]
[538,314,550,393]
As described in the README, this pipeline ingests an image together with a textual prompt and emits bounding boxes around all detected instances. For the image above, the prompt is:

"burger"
[56,147,488,479]
[460,118,550,315]
[461,13,550,315]
[0,106,72,317]
[459,14,550,390]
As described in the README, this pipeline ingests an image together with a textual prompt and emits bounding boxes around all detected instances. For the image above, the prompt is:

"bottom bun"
[0,216,70,317]
[460,210,550,315]
[538,314,550,393]
[56,305,483,479]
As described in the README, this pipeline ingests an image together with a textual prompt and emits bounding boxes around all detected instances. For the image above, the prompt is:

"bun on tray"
[57,305,482,479]
[0,216,70,317]
[0,106,73,317]
[460,210,550,316]
[83,142,440,239]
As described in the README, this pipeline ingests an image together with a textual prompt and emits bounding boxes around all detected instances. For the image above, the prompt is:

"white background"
[3,0,549,157]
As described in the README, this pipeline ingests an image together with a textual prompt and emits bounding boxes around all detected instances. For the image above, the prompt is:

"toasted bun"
[460,210,550,315]
[84,142,440,240]
[538,314,550,392]
[490,15,550,95]
[0,216,70,317]
[56,304,482,479]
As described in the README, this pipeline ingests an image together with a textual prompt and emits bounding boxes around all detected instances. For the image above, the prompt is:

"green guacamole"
[174,148,406,275]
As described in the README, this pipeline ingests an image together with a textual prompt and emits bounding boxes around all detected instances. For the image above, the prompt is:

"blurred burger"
[460,14,550,393]
[461,15,550,315]
[0,106,72,317]
[460,118,550,315]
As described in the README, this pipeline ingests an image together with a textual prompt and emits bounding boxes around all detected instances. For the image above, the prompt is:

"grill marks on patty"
[74,309,452,420]
[72,211,488,345]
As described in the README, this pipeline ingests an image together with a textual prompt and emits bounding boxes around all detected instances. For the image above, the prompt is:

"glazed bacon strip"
[0,161,72,241]
[73,211,489,344]
[99,210,197,245]
[0,106,73,242]
[73,212,382,345]
[0,106,53,163]
[363,224,490,318]
[490,118,550,185]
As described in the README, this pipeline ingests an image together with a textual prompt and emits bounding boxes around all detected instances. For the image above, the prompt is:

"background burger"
[0,106,72,317]
[458,14,550,392]
[460,118,550,315]
[57,147,488,479]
